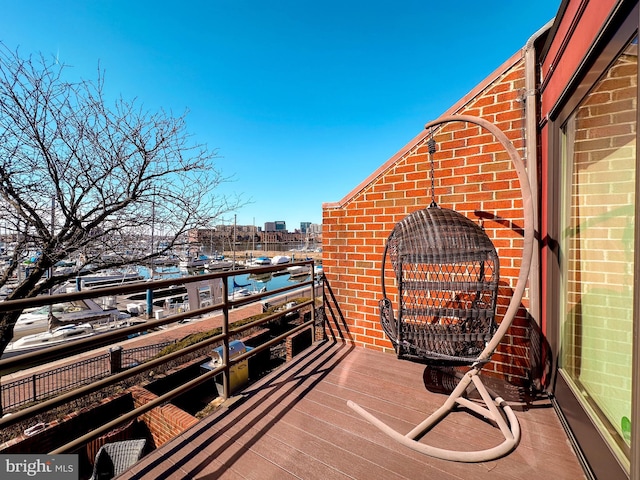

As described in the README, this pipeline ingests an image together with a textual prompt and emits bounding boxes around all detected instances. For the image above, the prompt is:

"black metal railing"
[1,353,110,411]
[119,342,175,369]
[0,259,323,455]
[1,342,175,412]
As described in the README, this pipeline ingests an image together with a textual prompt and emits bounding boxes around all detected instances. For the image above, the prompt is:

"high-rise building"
[308,223,322,235]
[264,221,287,232]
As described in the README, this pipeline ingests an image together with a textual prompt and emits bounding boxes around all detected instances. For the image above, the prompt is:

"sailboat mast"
[49,196,55,315]
[233,214,236,270]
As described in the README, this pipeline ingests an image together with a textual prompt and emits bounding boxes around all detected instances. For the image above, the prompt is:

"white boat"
[52,260,77,276]
[92,317,148,335]
[248,256,271,266]
[4,323,96,357]
[271,255,291,265]
[12,299,130,340]
[178,255,209,269]
[287,265,311,277]
[228,286,266,301]
[76,270,144,289]
[151,255,179,266]
[228,288,252,300]
[53,269,144,293]
[205,259,234,271]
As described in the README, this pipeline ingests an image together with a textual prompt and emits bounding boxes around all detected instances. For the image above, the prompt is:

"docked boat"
[205,259,235,271]
[270,256,292,276]
[52,260,77,276]
[77,270,144,289]
[228,286,266,301]
[178,255,209,269]
[3,323,96,358]
[248,256,271,266]
[271,255,291,265]
[227,277,266,300]
[12,299,130,340]
[151,255,180,266]
[53,268,145,293]
[248,271,273,282]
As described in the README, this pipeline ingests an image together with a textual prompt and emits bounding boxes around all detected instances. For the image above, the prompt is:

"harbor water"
[136,265,314,297]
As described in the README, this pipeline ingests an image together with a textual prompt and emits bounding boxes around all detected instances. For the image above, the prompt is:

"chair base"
[347,368,520,463]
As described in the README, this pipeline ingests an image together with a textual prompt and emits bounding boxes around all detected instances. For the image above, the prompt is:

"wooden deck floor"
[119,340,586,480]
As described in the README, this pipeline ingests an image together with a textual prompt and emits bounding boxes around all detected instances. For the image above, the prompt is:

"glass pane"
[560,37,637,460]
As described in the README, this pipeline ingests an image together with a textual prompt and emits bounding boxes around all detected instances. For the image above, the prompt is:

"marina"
[2,256,321,358]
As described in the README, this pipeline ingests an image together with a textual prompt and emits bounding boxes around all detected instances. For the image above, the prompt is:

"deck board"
[119,341,587,480]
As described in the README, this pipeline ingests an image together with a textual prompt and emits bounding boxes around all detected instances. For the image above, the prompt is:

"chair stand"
[349,114,534,463]
[347,366,520,463]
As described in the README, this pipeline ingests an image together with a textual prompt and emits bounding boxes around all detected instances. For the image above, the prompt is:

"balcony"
[0,262,586,479]
[113,340,585,480]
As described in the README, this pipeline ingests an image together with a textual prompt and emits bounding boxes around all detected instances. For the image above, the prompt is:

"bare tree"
[0,44,241,353]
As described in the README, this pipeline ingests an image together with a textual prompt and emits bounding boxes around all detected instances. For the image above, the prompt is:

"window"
[559,36,637,465]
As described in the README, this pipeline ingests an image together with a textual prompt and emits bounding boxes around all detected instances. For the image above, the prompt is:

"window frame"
[545,3,640,479]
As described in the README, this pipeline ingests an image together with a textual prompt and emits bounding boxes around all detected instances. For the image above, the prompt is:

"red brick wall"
[322,56,537,385]
[0,393,136,455]
[129,386,199,448]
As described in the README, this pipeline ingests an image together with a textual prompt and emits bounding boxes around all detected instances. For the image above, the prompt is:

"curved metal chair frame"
[348,115,534,462]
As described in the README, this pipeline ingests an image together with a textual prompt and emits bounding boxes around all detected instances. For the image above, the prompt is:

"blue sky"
[1,1,560,231]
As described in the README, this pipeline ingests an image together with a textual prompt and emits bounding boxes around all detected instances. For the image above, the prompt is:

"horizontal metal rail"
[0,260,316,372]
[49,315,318,454]
[0,328,227,430]
[0,259,322,455]
[49,362,228,454]
[0,261,313,313]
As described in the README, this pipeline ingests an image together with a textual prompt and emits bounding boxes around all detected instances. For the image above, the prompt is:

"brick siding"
[129,385,199,448]
[0,393,139,475]
[322,56,540,386]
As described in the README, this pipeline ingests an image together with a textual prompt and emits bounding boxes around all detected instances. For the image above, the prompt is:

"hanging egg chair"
[348,115,534,462]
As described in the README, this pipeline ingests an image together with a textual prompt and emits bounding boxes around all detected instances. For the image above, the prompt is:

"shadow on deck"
[119,340,585,480]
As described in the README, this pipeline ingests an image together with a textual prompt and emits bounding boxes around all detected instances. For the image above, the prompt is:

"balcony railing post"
[109,346,123,374]
[311,261,316,344]
[146,289,153,318]
[222,277,230,399]
[32,374,37,402]
[0,261,325,439]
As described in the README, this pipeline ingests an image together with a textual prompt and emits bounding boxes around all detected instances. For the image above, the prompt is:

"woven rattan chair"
[89,439,146,480]
[348,115,534,462]
[379,206,500,365]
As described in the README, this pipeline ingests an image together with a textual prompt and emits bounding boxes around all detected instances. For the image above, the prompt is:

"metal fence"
[120,341,173,368]
[1,342,173,412]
